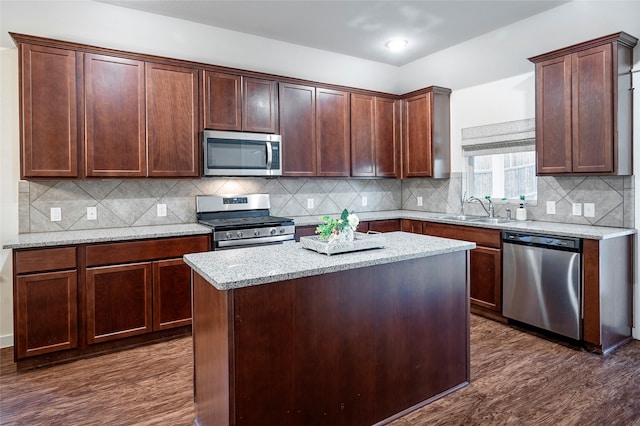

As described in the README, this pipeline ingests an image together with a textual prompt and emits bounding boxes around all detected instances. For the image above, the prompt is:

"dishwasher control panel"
[503,231,581,251]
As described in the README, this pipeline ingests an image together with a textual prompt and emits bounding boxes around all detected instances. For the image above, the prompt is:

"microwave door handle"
[266,141,273,169]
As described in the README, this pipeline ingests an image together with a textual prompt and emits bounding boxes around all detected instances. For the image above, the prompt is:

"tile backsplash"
[18,173,633,233]
[19,178,401,233]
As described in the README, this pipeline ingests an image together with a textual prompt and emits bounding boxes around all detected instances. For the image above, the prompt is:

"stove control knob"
[270,228,277,235]
[279,228,285,234]
[226,232,233,239]
[254,230,260,236]
[237,231,243,238]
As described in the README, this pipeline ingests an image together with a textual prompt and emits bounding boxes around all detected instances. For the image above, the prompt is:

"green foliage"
[315,209,353,240]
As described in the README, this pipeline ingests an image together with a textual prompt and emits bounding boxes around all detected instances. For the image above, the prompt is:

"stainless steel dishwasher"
[502,231,582,340]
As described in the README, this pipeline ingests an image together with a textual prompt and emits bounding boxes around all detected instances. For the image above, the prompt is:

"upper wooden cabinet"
[279,82,316,176]
[13,34,201,179]
[84,53,146,177]
[351,94,399,177]
[316,88,350,177]
[402,87,451,178]
[530,32,638,176]
[202,71,278,133]
[19,44,79,178]
[280,84,350,177]
[146,62,199,177]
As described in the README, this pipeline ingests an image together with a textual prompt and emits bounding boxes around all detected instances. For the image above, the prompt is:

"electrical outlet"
[584,203,595,218]
[50,207,62,222]
[417,196,423,207]
[87,206,97,220]
[572,203,582,216]
[307,198,314,209]
[546,201,556,215]
[362,196,368,207]
[157,203,167,217]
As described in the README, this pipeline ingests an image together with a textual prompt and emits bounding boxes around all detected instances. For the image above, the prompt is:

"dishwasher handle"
[503,231,582,252]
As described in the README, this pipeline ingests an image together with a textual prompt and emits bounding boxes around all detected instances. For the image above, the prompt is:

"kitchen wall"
[2,0,640,344]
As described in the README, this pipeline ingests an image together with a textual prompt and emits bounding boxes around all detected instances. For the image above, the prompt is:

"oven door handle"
[217,234,294,248]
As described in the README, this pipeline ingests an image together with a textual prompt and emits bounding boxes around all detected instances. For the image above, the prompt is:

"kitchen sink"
[469,217,513,224]
[438,215,484,221]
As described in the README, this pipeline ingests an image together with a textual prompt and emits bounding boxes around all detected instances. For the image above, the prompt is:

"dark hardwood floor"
[1,315,639,425]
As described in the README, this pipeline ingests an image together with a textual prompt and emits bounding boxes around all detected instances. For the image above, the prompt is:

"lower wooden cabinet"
[12,234,210,366]
[362,219,401,233]
[153,258,193,330]
[86,262,153,344]
[422,222,502,314]
[15,270,78,359]
[401,219,423,234]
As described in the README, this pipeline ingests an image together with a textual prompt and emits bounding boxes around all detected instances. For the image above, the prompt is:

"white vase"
[342,227,354,242]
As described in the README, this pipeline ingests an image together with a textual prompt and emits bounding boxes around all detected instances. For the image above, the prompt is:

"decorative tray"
[300,232,386,256]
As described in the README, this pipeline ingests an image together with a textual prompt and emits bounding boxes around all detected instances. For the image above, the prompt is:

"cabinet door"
[367,219,401,233]
[202,71,241,131]
[15,271,78,358]
[20,44,78,178]
[572,44,614,173]
[350,93,376,177]
[295,225,317,242]
[146,62,199,177]
[153,258,192,330]
[469,246,502,312]
[401,219,423,234]
[374,97,399,177]
[85,54,145,177]
[243,77,278,133]
[535,55,572,175]
[279,83,316,176]
[86,262,152,343]
[403,93,432,177]
[316,88,350,177]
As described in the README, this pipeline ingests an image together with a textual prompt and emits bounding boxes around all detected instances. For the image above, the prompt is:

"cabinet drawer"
[423,222,501,248]
[86,235,210,267]
[15,247,77,274]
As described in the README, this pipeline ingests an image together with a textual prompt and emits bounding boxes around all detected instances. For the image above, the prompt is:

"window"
[461,119,537,202]
[466,151,537,201]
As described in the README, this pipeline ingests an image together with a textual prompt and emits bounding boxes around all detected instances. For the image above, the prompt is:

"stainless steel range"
[196,194,295,250]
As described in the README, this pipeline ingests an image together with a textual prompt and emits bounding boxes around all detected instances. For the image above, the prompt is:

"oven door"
[214,234,295,250]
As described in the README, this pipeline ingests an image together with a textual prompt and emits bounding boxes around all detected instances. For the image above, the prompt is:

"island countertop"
[184,231,475,290]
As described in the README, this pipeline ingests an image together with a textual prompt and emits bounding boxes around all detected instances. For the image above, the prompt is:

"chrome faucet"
[468,196,495,218]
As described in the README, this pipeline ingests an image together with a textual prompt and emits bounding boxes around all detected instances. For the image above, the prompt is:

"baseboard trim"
[0,334,13,349]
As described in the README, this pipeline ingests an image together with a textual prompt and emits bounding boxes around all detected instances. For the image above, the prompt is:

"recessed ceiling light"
[384,39,408,51]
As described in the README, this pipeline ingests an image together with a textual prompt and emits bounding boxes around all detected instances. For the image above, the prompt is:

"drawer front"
[423,222,501,248]
[85,235,210,267]
[15,247,77,274]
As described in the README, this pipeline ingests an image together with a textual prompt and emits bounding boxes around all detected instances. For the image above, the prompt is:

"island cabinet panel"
[14,246,79,359]
[192,252,470,426]
[316,88,350,176]
[402,87,451,179]
[84,53,146,177]
[19,44,79,178]
[531,32,637,175]
[85,262,153,344]
[279,83,316,176]
[350,94,399,177]
[146,62,199,177]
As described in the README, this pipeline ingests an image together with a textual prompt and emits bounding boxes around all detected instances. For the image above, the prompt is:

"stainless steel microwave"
[203,130,282,177]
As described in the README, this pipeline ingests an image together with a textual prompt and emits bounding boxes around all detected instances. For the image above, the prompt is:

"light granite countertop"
[2,223,212,249]
[292,210,637,240]
[184,231,475,290]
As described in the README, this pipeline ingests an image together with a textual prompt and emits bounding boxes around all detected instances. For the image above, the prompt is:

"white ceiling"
[98,0,568,66]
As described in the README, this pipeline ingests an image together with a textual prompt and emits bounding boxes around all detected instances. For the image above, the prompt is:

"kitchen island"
[184,232,475,426]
